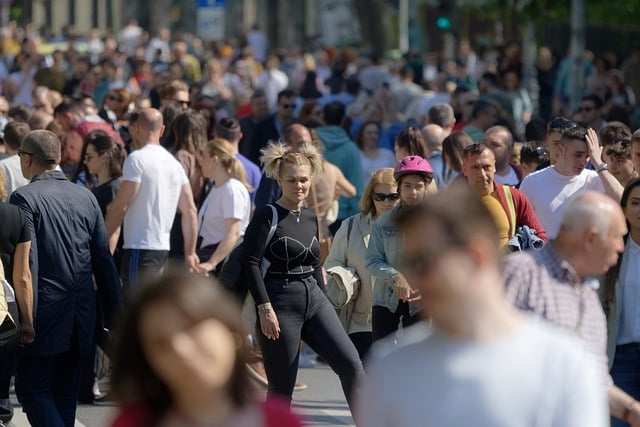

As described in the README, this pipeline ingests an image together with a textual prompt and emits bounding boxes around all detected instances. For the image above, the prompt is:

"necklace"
[290,209,302,223]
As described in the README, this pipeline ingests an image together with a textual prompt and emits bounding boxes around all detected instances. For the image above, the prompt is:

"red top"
[111,399,303,427]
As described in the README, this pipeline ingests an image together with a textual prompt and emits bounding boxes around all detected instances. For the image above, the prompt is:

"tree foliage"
[472,0,640,28]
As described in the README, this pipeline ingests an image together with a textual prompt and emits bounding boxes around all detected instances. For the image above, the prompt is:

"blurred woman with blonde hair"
[196,138,252,274]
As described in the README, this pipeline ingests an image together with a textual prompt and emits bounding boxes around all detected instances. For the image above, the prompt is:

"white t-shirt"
[357,319,607,427]
[0,155,29,201]
[519,166,604,238]
[360,149,396,186]
[493,165,520,186]
[198,178,250,247]
[122,144,188,250]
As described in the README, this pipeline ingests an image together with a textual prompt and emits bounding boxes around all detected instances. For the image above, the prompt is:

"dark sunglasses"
[281,103,296,109]
[17,148,32,157]
[548,118,577,130]
[373,192,400,202]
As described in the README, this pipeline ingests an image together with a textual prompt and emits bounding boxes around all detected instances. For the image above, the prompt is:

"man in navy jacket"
[10,130,122,427]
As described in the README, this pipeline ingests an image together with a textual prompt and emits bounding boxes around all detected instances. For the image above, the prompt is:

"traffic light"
[436,1,452,32]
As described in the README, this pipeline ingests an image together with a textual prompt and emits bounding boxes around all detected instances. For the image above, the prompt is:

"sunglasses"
[373,192,400,202]
[18,148,32,157]
[548,118,577,130]
[281,103,296,109]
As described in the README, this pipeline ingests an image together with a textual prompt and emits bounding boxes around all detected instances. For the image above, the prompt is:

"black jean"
[371,301,420,342]
[120,249,169,301]
[349,332,373,363]
[256,275,364,412]
[16,331,83,427]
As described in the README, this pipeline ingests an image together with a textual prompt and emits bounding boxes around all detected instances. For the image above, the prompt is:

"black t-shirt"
[92,179,121,218]
[0,202,30,284]
[243,203,323,305]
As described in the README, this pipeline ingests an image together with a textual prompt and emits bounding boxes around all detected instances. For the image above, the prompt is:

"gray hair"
[428,103,454,127]
[560,194,613,239]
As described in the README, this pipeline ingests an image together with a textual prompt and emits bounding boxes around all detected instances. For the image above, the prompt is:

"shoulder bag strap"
[503,185,516,237]
[266,204,278,243]
[309,183,324,240]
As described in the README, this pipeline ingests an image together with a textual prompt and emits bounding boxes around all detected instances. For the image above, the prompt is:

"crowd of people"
[0,17,640,427]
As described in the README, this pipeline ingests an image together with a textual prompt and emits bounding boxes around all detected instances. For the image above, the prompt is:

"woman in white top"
[357,121,396,186]
[197,138,252,274]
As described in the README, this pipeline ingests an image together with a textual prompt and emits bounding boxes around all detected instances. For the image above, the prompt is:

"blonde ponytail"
[205,138,253,192]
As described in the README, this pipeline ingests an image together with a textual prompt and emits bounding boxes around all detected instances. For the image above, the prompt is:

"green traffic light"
[436,16,451,31]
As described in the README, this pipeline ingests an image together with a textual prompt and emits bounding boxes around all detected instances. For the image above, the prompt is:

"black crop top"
[243,203,324,305]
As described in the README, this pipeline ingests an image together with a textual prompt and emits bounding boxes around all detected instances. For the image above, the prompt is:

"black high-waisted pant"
[256,275,364,412]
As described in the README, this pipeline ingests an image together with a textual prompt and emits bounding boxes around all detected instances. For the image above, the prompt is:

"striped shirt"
[502,243,611,386]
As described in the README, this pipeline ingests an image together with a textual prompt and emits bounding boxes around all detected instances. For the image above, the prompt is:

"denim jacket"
[365,204,420,316]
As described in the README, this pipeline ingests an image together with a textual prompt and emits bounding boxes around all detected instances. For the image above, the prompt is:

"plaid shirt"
[503,243,611,386]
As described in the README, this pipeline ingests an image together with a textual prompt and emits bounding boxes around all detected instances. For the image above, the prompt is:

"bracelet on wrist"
[258,305,273,316]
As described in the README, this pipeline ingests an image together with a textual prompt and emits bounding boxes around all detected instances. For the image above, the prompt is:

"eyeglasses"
[281,103,296,109]
[373,192,401,202]
[577,106,594,113]
[17,148,32,157]
[548,118,577,130]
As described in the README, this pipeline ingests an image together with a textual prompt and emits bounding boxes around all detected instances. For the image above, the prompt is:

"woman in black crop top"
[243,140,363,411]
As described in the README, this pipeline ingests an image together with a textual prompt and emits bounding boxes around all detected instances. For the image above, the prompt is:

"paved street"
[6,363,354,427]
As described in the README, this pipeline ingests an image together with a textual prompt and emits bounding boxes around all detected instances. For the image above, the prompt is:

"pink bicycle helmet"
[394,155,434,181]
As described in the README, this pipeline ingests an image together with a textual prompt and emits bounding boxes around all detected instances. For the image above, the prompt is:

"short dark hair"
[546,116,577,135]
[214,117,241,142]
[276,89,295,103]
[344,77,361,96]
[562,126,588,143]
[600,122,631,147]
[520,141,549,165]
[250,88,266,100]
[462,142,492,160]
[470,98,498,120]
[4,121,31,150]
[323,101,346,126]
[21,130,61,166]
[581,94,604,110]
[428,104,454,127]
[8,105,34,122]
[53,99,84,117]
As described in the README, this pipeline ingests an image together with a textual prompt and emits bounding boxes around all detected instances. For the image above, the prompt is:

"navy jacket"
[10,170,123,356]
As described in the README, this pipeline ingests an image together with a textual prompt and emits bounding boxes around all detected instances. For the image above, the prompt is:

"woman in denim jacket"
[365,156,435,342]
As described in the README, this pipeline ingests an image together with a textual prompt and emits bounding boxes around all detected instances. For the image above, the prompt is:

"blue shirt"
[10,170,122,356]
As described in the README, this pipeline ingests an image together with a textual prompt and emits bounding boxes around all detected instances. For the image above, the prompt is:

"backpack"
[0,260,16,349]
[218,204,278,302]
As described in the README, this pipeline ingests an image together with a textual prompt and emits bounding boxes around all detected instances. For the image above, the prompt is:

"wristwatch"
[596,162,609,173]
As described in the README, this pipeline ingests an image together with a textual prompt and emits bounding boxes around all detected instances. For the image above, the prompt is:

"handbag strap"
[266,204,278,244]
[309,182,324,240]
